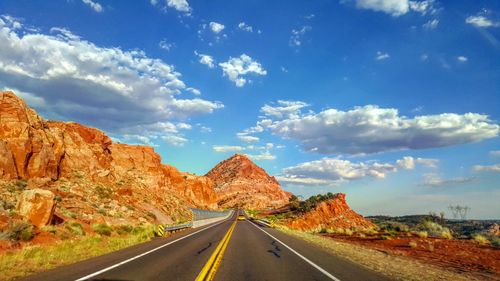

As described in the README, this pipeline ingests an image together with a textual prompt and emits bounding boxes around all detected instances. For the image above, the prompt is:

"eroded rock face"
[0,91,219,225]
[287,193,375,231]
[205,154,291,209]
[16,189,56,228]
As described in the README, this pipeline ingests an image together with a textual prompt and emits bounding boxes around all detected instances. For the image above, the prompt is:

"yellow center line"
[195,214,238,281]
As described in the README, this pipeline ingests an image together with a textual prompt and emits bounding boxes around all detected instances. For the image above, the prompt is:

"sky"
[0,0,499,219]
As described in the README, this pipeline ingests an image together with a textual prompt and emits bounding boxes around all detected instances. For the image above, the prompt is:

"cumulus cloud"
[162,135,188,146]
[166,0,192,14]
[420,173,475,187]
[375,51,390,60]
[261,100,309,119]
[209,22,225,34]
[212,145,245,153]
[250,103,499,155]
[218,54,267,87]
[277,158,397,186]
[396,156,438,169]
[351,0,437,17]
[0,16,223,146]
[466,14,499,28]
[82,0,103,13]
[290,26,311,47]
[473,164,500,173]
[238,22,253,32]
[194,51,215,68]
[457,56,468,62]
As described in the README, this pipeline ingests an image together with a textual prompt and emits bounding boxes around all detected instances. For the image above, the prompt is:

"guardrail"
[156,209,231,237]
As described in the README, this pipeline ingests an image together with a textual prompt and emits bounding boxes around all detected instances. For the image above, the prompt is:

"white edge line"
[75,211,234,281]
[248,220,341,281]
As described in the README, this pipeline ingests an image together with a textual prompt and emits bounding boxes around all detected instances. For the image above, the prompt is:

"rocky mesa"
[206,153,291,209]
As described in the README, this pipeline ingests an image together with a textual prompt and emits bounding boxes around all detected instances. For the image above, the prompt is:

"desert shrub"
[54,195,62,202]
[65,221,85,236]
[115,225,133,235]
[417,221,452,238]
[319,228,327,234]
[344,229,353,236]
[14,180,28,189]
[380,221,410,232]
[92,224,113,236]
[94,185,112,199]
[491,236,500,248]
[408,241,418,248]
[380,235,392,240]
[416,231,428,238]
[363,228,379,235]
[41,225,58,234]
[473,234,490,245]
[0,221,33,241]
[146,211,157,220]
[440,230,453,240]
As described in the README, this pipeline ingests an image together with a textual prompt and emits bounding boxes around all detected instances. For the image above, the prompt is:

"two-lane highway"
[20,210,392,281]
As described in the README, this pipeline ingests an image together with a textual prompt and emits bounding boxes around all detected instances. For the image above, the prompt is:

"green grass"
[92,224,113,236]
[0,225,155,281]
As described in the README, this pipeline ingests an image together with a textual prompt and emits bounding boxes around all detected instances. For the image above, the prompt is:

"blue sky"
[0,0,499,218]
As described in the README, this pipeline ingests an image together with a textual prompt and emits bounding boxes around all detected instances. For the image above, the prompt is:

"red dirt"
[325,233,500,278]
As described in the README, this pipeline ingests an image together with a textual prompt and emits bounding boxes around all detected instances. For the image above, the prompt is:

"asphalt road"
[20,211,392,281]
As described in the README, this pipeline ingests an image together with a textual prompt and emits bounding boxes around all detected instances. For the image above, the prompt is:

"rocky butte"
[206,153,292,209]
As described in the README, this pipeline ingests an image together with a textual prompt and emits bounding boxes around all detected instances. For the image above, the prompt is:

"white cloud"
[162,135,188,146]
[200,126,212,133]
[213,145,245,153]
[218,54,267,87]
[457,56,468,62]
[352,0,436,17]
[238,22,253,32]
[490,150,500,157]
[0,16,223,142]
[278,158,397,186]
[150,0,158,5]
[194,51,215,68]
[245,151,276,161]
[159,39,174,51]
[375,51,390,60]
[186,87,201,95]
[209,22,225,34]
[290,26,311,47]
[237,134,260,143]
[473,164,500,173]
[260,100,309,119]
[420,173,475,187]
[396,156,438,169]
[82,0,103,13]
[423,19,439,30]
[256,104,499,155]
[466,15,499,28]
[166,0,192,14]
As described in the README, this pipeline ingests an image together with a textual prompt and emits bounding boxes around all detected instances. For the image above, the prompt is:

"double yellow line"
[195,215,238,281]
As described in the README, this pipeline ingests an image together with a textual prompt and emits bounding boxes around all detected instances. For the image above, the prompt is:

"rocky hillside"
[287,193,375,231]
[0,91,217,230]
[206,154,291,209]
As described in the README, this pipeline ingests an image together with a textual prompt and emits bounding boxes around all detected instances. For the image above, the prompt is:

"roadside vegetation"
[0,223,155,281]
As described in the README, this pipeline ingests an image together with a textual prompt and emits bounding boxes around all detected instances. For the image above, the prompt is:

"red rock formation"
[205,154,291,209]
[16,189,56,228]
[0,91,218,226]
[287,193,375,231]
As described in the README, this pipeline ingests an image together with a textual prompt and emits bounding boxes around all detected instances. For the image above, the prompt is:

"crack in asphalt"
[267,240,281,258]
[197,242,213,255]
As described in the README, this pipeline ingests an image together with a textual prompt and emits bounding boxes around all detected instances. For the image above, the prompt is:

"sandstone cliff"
[287,193,375,231]
[0,91,217,228]
[205,154,291,209]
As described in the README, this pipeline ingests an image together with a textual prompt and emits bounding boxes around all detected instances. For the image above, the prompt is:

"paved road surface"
[20,211,391,281]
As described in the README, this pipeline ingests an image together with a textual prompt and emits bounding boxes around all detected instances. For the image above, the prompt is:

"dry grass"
[278,227,483,281]
[0,225,155,281]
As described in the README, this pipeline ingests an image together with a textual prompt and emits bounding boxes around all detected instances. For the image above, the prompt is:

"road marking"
[195,216,238,281]
[248,220,342,281]
[75,212,233,281]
